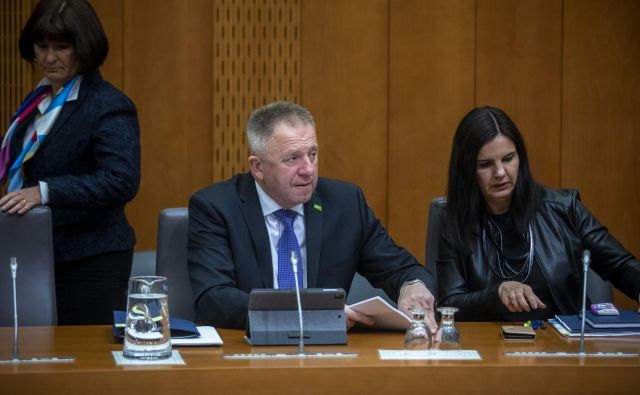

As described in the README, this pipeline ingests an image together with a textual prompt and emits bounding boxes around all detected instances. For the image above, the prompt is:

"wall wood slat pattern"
[212,0,300,182]
[0,0,32,135]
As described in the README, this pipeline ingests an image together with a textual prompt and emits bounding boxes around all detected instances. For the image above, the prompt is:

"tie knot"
[273,209,297,227]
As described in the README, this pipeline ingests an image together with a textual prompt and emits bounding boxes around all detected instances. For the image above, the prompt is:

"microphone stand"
[0,257,74,364]
[504,250,639,358]
[11,257,19,362]
[290,251,305,355]
[578,250,590,354]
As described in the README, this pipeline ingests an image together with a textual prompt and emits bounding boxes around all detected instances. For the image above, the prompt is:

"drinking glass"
[404,307,432,350]
[435,306,461,350]
[123,276,172,359]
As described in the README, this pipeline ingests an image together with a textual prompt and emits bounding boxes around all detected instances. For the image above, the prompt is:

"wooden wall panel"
[300,0,389,220]
[5,1,638,311]
[123,0,213,250]
[388,0,475,262]
[212,0,301,183]
[476,0,562,188]
[89,0,124,89]
[563,0,640,307]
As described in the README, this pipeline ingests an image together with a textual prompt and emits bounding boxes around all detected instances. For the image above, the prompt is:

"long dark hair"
[19,0,109,74]
[445,106,542,254]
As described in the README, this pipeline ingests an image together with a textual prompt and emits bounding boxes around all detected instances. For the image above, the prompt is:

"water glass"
[435,306,461,350]
[123,276,172,359]
[404,307,432,350]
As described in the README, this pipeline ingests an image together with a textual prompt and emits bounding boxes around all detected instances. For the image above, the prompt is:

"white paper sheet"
[348,296,411,330]
[378,349,481,360]
[172,326,223,346]
[112,350,186,365]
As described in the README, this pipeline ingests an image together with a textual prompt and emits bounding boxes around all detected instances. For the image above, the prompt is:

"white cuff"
[38,181,49,205]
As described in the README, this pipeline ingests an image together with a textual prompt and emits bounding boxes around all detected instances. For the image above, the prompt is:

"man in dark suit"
[188,101,436,330]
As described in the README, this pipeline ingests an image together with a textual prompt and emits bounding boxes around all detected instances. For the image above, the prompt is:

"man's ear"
[248,155,263,181]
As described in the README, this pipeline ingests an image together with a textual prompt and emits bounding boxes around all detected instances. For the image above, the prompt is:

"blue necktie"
[273,209,303,288]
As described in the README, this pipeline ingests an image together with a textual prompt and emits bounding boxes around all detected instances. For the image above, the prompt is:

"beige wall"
[3,0,638,307]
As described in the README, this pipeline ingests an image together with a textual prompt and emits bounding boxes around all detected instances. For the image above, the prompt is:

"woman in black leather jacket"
[437,106,640,321]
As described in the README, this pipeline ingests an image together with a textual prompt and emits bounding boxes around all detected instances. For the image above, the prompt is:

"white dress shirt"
[255,181,307,288]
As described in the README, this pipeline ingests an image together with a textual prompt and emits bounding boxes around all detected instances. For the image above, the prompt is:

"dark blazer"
[437,188,640,321]
[188,172,433,328]
[9,72,140,262]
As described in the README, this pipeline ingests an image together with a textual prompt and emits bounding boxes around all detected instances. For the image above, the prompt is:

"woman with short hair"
[0,0,141,325]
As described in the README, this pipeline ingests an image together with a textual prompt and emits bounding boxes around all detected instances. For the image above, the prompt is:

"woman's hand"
[0,186,41,215]
[498,281,547,312]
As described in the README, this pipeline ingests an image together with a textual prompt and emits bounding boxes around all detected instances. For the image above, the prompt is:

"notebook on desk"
[552,314,640,337]
[112,311,223,346]
[585,310,640,329]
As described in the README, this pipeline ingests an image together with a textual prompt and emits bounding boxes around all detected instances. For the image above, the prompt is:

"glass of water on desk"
[123,276,172,359]
[404,307,432,350]
[434,306,461,350]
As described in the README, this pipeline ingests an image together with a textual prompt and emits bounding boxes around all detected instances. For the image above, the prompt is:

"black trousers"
[55,249,133,325]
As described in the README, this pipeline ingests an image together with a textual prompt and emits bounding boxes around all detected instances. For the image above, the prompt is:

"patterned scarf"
[0,75,80,191]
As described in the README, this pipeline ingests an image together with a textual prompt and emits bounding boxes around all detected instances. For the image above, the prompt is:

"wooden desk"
[1,323,638,394]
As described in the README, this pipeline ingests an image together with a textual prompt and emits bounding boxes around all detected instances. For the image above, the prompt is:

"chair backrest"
[423,196,614,304]
[0,207,56,326]
[424,197,447,296]
[156,207,195,321]
[586,269,613,303]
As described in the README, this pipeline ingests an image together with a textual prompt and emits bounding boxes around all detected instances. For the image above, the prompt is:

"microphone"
[290,251,305,355]
[579,249,591,354]
[0,257,75,364]
[10,257,18,361]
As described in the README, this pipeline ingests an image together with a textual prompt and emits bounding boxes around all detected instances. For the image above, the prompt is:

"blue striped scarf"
[0,75,80,191]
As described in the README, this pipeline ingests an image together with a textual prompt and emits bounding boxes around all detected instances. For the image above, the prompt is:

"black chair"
[424,197,447,296]
[424,196,613,304]
[156,207,195,321]
[0,207,56,326]
[587,269,613,303]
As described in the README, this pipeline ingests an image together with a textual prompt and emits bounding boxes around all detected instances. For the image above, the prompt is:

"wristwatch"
[400,278,426,292]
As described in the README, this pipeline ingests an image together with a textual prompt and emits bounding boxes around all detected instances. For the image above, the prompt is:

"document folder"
[112,311,200,339]
[246,288,347,346]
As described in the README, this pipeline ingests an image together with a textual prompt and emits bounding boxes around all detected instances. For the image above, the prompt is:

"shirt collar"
[36,75,82,112]
[255,181,304,217]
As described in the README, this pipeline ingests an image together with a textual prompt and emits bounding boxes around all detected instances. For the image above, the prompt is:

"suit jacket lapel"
[238,173,274,288]
[37,73,94,152]
[304,193,323,287]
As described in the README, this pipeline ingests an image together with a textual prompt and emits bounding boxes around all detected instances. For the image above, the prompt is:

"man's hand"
[344,305,374,330]
[498,281,547,312]
[398,281,437,334]
[0,186,41,215]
